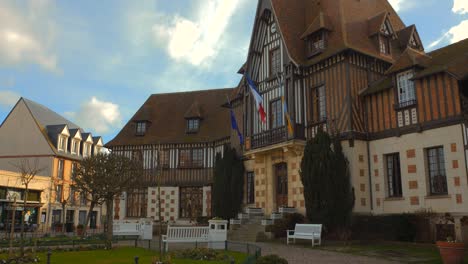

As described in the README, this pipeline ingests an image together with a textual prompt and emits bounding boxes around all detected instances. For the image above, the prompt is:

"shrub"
[171,248,225,261]
[270,213,305,238]
[257,255,288,264]
[351,214,422,242]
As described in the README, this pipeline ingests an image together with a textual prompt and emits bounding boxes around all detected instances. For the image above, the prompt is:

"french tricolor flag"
[246,75,266,123]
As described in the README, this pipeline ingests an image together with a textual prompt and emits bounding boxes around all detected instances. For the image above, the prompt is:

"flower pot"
[436,241,466,264]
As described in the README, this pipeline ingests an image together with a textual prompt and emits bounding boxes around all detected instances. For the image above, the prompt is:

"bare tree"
[12,159,45,257]
[73,153,143,245]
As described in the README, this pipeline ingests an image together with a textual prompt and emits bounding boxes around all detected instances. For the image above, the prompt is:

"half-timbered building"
[106,89,233,223]
[236,0,468,241]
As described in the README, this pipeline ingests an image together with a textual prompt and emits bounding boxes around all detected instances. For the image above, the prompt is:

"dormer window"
[307,31,327,57]
[396,70,416,108]
[83,143,92,157]
[58,135,68,152]
[71,139,80,155]
[187,118,200,133]
[379,19,394,55]
[136,121,147,136]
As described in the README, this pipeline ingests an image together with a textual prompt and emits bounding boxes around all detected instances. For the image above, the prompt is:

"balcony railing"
[143,168,213,186]
[394,99,417,110]
[250,124,305,150]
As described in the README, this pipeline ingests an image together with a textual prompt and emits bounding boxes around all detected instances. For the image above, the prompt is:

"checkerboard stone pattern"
[147,187,179,222]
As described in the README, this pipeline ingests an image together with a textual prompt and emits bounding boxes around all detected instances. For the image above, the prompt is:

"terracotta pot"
[436,241,466,264]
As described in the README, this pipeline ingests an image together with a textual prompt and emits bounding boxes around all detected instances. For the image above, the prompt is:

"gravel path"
[255,242,399,264]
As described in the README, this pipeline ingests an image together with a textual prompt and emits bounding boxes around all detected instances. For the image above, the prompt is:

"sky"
[0,0,467,142]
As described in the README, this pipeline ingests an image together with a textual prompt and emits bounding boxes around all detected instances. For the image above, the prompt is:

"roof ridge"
[150,87,234,96]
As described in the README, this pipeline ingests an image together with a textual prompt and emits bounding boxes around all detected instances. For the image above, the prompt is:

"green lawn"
[7,247,248,264]
[316,241,468,264]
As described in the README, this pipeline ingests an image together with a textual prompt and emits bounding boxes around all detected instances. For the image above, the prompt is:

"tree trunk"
[105,198,114,248]
[20,186,28,257]
[83,201,96,237]
[9,198,17,258]
[61,202,66,234]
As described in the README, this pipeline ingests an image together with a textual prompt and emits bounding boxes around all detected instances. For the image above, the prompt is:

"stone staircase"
[228,209,269,242]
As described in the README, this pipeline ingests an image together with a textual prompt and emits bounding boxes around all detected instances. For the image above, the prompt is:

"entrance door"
[275,163,288,208]
[65,210,75,232]
[89,211,97,229]
[179,187,203,220]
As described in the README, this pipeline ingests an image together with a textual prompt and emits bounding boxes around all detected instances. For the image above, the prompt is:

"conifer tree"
[212,145,245,219]
[299,130,354,231]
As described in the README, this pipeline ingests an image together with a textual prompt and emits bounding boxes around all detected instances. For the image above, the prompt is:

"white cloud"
[453,0,468,14]
[152,0,244,66]
[65,97,122,134]
[388,0,418,12]
[0,0,59,73]
[0,90,20,109]
[428,19,468,49]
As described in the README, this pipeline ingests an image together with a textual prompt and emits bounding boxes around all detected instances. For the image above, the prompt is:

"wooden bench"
[162,226,209,252]
[287,224,322,246]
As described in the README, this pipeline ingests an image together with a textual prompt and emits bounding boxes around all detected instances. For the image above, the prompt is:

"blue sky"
[0,0,467,142]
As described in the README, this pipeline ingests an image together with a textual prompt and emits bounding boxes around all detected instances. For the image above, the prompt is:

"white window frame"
[317,85,326,121]
[57,135,68,152]
[397,70,416,104]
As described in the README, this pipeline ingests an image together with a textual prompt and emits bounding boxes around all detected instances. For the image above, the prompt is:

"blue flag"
[228,99,244,145]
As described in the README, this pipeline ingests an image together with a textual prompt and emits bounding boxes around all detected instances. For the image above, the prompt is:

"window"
[160,150,170,168]
[308,31,326,56]
[270,99,283,129]
[58,136,67,152]
[70,163,76,181]
[56,185,63,202]
[386,153,402,197]
[95,146,102,154]
[427,147,448,195]
[52,210,62,224]
[136,121,147,136]
[187,119,200,133]
[69,187,75,205]
[78,211,87,225]
[310,85,326,123]
[246,172,255,204]
[379,35,391,55]
[71,140,80,154]
[126,189,147,218]
[270,48,281,76]
[83,143,91,157]
[192,148,204,168]
[57,159,64,179]
[27,191,40,202]
[179,148,204,168]
[80,192,87,206]
[397,71,416,106]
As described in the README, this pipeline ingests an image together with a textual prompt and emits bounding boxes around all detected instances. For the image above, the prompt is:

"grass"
[2,247,249,264]
[316,241,468,264]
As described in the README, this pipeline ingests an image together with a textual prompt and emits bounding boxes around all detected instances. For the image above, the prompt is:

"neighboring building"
[106,89,233,223]
[0,98,105,232]
[236,0,468,241]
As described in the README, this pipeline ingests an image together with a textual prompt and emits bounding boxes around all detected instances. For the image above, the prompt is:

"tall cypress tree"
[299,130,354,231]
[212,145,245,219]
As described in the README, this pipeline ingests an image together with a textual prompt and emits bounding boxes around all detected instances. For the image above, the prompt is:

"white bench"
[287,224,322,246]
[162,226,209,251]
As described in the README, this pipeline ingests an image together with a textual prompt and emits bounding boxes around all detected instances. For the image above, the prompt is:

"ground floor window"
[126,189,147,218]
[426,146,447,195]
[386,153,402,197]
[179,187,203,219]
[52,209,62,224]
[78,210,87,225]
[246,172,255,204]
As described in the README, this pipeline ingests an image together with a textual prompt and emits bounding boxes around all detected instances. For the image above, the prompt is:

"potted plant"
[436,236,465,264]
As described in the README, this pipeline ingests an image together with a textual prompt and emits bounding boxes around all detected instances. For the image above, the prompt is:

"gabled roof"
[23,98,81,130]
[396,25,423,50]
[300,11,333,39]
[81,133,93,143]
[367,11,388,37]
[265,0,406,66]
[184,101,203,119]
[46,124,69,148]
[385,47,432,74]
[106,88,234,147]
[69,128,82,139]
[413,38,468,80]
[93,136,103,146]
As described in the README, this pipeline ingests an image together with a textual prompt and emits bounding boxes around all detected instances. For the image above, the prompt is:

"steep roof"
[106,88,234,147]
[268,0,406,65]
[23,98,81,130]
[413,38,468,80]
[300,11,333,39]
[385,47,432,74]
